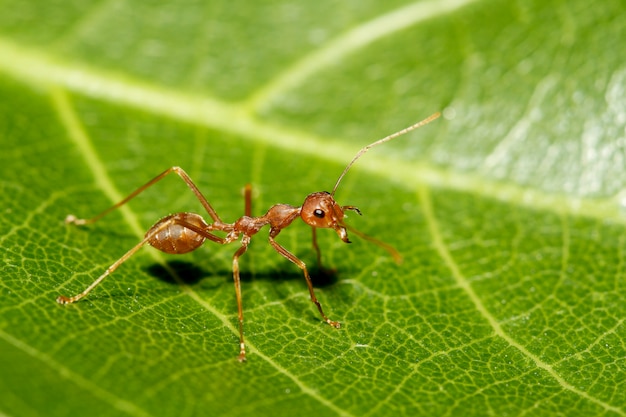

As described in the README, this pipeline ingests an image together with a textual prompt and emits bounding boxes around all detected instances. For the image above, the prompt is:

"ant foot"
[65,214,78,224]
[328,320,341,329]
[237,342,247,362]
[56,295,71,304]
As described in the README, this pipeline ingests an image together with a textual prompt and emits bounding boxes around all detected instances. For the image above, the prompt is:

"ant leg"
[344,224,403,264]
[57,216,229,304]
[310,227,338,277]
[56,219,174,304]
[311,227,323,270]
[268,235,340,329]
[56,236,150,304]
[172,216,233,245]
[232,237,251,362]
[243,184,252,217]
[66,166,222,226]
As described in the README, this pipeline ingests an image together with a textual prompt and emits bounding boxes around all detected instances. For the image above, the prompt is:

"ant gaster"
[57,112,441,361]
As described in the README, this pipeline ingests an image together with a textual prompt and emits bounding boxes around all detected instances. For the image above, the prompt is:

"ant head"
[301,191,353,243]
[301,113,440,245]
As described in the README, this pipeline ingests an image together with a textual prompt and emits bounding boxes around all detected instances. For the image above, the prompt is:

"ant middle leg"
[231,237,251,362]
[311,227,324,270]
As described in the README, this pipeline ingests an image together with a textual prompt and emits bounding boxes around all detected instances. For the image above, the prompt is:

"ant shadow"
[146,261,209,286]
[145,260,341,323]
[145,259,339,288]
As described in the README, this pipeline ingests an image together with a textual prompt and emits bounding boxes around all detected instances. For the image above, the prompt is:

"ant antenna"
[331,112,441,196]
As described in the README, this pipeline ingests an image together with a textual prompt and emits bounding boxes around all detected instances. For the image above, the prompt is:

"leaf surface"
[1,1,625,416]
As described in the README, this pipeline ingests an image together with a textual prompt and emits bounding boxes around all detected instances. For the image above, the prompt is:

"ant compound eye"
[313,209,325,218]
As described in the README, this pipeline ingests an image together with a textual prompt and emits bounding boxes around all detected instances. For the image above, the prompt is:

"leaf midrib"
[0,36,622,224]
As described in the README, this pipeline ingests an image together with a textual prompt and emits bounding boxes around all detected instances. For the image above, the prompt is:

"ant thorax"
[259,203,301,231]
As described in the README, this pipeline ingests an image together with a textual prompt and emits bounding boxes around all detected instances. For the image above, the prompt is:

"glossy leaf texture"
[1,1,625,416]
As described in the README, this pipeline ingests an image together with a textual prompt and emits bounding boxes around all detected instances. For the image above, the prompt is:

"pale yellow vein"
[0,329,154,417]
[246,0,481,110]
[0,38,622,224]
[418,183,626,417]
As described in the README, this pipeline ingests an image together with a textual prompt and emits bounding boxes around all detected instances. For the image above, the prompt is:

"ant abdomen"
[147,212,208,254]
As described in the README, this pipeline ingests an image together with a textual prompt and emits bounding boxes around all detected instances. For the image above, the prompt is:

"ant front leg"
[311,227,324,270]
[310,227,339,276]
[268,230,340,329]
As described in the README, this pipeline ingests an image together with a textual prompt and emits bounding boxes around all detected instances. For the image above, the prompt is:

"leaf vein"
[418,183,626,416]
[0,329,154,417]
[1,37,623,224]
[245,0,481,110]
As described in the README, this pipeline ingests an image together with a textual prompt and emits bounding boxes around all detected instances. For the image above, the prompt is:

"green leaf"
[1,0,625,416]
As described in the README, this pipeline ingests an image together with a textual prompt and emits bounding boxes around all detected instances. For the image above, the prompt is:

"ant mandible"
[57,112,441,361]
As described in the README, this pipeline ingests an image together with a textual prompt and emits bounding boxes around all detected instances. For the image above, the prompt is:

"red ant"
[57,112,440,361]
